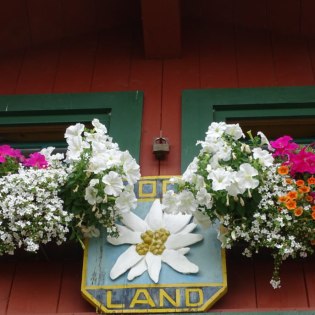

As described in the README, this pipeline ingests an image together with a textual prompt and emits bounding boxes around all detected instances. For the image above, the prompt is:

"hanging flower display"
[162,122,315,288]
[0,146,72,255]
[62,119,141,243]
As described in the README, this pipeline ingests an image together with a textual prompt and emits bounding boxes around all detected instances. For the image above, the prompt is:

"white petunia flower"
[102,171,124,197]
[196,188,213,209]
[40,147,64,163]
[252,147,274,167]
[208,168,232,191]
[226,176,245,196]
[216,144,232,161]
[107,199,203,283]
[88,153,108,173]
[236,163,259,190]
[206,122,227,139]
[161,190,179,214]
[182,157,198,182]
[257,131,273,151]
[177,190,198,214]
[85,186,102,205]
[92,118,107,134]
[115,187,137,213]
[66,136,88,161]
[122,154,141,185]
[87,133,109,147]
[225,123,245,140]
[64,123,84,138]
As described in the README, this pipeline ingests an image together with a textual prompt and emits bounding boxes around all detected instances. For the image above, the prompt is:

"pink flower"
[23,152,48,169]
[0,145,23,160]
[270,136,299,157]
[288,148,315,175]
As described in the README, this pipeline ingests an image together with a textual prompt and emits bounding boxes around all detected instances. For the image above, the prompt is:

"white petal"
[145,199,163,230]
[145,252,162,283]
[110,246,143,280]
[165,233,203,249]
[163,213,192,234]
[121,211,149,232]
[176,223,197,235]
[127,257,147,281]
[162,249,199,273]
[178,247,190,255]
[107,225,141,245]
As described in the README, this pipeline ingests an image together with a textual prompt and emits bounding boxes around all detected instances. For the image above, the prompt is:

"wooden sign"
[81,176,227,313]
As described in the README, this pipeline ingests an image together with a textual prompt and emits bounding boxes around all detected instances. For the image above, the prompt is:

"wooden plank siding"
[0,0,141,55]
[1,0,315,313]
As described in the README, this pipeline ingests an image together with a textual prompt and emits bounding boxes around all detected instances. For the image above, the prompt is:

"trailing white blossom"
[0,165,72,255]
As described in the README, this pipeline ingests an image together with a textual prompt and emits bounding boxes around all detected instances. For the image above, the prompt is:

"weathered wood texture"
[0,0,141,55]
[141,0,181,58]
[1,0,315,313]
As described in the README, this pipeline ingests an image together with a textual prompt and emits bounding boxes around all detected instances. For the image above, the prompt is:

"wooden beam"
[141,0,181,59]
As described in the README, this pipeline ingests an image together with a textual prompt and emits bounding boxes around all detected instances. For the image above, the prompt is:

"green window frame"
[0,91,143,161]
[181,86,315,171]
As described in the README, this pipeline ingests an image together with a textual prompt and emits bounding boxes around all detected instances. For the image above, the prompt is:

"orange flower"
[277,165,289,175]
[298,185,310,193]
[286,199,297,210]
[278,195,287,203]
[308,177,315,185]
[306,195,313,202]
[312,212,315,220]
[296,179,305,187]
[312,205,315,212]
[294,207,303,216]
[286,178,293,185]
[287,191,298,199]
[311,239,315,246]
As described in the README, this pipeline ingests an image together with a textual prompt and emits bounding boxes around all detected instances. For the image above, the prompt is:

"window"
[0,91,143,160]
[181,86,315,171]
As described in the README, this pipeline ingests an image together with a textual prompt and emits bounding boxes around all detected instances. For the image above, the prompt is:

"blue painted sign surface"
[82,176,227,313]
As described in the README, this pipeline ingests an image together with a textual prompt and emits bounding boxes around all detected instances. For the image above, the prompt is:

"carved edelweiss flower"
[107,199,203,283]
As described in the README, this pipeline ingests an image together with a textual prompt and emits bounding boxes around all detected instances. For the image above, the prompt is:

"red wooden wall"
[1,0,315,314]
[0,0,141,55]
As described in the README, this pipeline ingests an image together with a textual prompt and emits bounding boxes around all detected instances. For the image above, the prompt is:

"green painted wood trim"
[0,91,143,161]
[182,86,315,171]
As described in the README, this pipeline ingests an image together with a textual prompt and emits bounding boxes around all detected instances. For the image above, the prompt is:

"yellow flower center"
[136,228,170,256]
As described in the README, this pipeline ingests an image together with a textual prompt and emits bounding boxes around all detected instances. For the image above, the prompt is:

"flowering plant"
[0,146,72,255]
[0,145,24,176]
[162,122,315,288]
[62,119,140,242]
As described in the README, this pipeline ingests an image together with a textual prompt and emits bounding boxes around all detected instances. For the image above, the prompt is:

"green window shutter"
[0,91,143,161]
[181,86,315,171]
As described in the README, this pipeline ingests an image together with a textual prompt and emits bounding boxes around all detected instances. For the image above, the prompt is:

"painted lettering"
[106,290,125,309]
[130,289,156,308]
[159,289,180,307]
[185,288,204,307]
[106,287,206,310]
